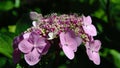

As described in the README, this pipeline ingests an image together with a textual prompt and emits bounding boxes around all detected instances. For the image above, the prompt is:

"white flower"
[48,32,56,40]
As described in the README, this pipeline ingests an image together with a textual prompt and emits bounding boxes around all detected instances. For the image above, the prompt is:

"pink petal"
[62,45,74,60]
[85,42,100,65]
[59,31,78,52]
[18,40,33,53]
[83,24,97,36]
[86,48,93,61]
[41,41,50,55]
[23,33,31,39]
[35,37,47,53]
[85,42,90,49]
[36,37,47,47]
[83,16,92,25]
[85,42,93,60]
[66,39,77,52]
[90,40,101,51]
[91,52,100,65]
[30,12,38,20]
[75,37,82,47]
[24,49,40,66]
[59,32,66,46]
[90,36,94,41]
[28,32,39,44]
[30,12,42,20]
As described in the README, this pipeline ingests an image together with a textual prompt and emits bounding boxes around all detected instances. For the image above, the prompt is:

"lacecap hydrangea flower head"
[13,12,101,66]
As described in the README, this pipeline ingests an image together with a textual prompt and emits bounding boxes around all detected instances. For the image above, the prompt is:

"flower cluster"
[13,12,101,66]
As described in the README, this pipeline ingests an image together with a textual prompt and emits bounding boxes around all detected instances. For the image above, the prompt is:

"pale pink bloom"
[18,32,50,66]
[85,40,101,65]
[82,16,97,36]
[59,30,82,59]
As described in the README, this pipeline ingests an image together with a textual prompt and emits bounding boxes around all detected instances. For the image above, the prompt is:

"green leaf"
[15,14,32,34]
[0,57,7,68]
[0,28,8,33]
[60,51,64,56]
[15,0,20,8]
[8,25,16,33]
[97,23,103,33]
[89,0,94,5]
[111,0,120,4]
[0,1,14,11]
[34,8,41,13]
[110,50,120,68]
[0,32,15,58]
[101,48,120,68]
[92,9,107,22]
[16,64,22,68]
[58,64,67,68]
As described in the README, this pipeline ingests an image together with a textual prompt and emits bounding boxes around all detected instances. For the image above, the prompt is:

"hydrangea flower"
[18,32,50,66]
[85,40,101,65]
[59,30,82,59]
[13,12,101,66]
[82,16,97,36]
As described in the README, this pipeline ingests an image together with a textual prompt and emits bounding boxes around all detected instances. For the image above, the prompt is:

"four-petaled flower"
[82,16,97,36]
[85,40,101,65]
[18,32,50,66]
[59,30,82,59]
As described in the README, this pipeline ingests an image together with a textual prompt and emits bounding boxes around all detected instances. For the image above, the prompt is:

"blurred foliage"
[0,0,120,68]
[0,32,14,58]
[0,1,14,11]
